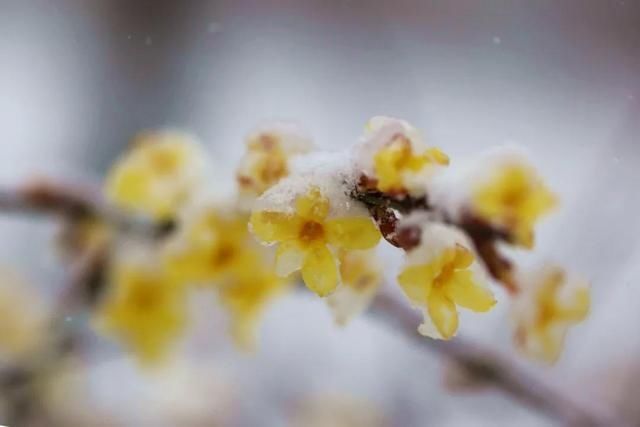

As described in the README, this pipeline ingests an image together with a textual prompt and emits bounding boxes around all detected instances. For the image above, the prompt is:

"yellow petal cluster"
[218,256,289,350]
[162,204,291,351]
[164,209,251,286]
[398,244,495,339]
[374,134,449,194]
[237,126,312,198]
[250,187,381,296]
[327,249,382,325]
[472,162,557,248]
[513,267,590,363]
[105,131,205,220]
[95,262,187,365]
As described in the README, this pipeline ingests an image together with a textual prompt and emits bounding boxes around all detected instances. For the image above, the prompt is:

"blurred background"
[0,1,639,426]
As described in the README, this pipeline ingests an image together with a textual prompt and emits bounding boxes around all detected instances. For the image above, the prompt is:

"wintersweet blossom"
[397,224,496,339]
[250,186,381,296]
[236,122,313,199]
[355,116,449,195]
[218,256,289,350]
[327,249,382,325]
[163,206,251,286]
[96,261,187,364]
[105,131,207,220]
[472,160,557,248]
[512,266,590,363]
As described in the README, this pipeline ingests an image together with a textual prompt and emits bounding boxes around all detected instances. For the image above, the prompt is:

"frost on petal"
[254,151,368,220]
[236,121,314,201]
[301,244,339,297]
[295,186,330,222]
[351,116,449,196]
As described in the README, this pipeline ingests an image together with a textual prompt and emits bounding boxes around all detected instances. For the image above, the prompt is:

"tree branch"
[0,180,629,426]
[0,180,174,238]
[370,292,628,427]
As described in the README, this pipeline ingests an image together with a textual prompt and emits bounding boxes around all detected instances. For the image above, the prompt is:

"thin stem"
[0,181,174,238]
[370,292,628,427]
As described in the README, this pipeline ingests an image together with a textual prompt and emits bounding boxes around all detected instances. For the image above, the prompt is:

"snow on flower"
[250,160,381,296]
[512,266,590,363]
[353,116,449,196]
[471,154,557,248]
[397,223,496,339]
[105,130,209,220]
[95,258,187,365]
[236,121,313,202]
[327,249,383,325]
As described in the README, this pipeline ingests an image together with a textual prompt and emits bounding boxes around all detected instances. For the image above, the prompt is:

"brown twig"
[369,292,629,427]
[0,180,175,238]
[351,184,519,293]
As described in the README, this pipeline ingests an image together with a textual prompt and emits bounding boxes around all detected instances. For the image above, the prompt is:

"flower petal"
[444,271,496,312]
[250,211,300,243]
[453,245,474,269]
[275,241,305,277]
[295,187,329,221]
[556,286,590,322]
[398,264,434,304]
[427,289,459,340]
[373,143,405,191]
[425,147,450,166]
[326,217,380,250]
[301,245,339,297]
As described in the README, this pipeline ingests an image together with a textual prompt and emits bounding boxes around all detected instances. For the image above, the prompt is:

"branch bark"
[370,292,628,427]
[0,180,174,238]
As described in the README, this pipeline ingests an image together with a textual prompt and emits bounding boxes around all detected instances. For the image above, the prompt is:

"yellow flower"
[513,267,590,363]
[164,208,251,286]
[237,124,312,198]
[95,262,187,365]
[105,131,205,220]
[327,249,382,325]
[250,187,381,296]
[374,134,449,194]
[472,162,557,248]
[218,255,289,350]
[398,242,495,339]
